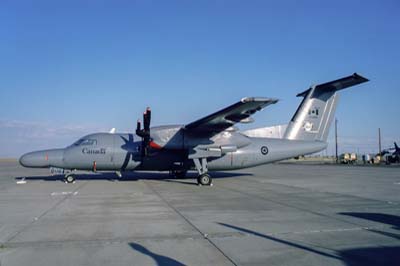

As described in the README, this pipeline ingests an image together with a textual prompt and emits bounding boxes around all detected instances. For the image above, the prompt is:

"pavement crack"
[143,180,238,266]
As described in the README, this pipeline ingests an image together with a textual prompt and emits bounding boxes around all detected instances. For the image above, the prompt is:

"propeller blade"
[143,107,151,132]
[136,119,142,136]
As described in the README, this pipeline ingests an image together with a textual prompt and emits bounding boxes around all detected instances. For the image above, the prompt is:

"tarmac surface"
[0,160,399,266]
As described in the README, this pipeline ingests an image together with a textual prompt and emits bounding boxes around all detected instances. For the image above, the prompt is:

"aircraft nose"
[19,151,48,168]
[19,149,64,168]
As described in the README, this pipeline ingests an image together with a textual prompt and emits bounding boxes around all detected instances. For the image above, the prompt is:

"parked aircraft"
[19,73,369,185]
[381,142,400,164]
[392,142,400,157]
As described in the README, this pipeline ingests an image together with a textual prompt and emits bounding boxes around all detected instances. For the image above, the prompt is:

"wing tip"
[352,72,369,82]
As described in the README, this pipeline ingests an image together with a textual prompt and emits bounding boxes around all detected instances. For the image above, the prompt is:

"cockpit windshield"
[73,139,97,146]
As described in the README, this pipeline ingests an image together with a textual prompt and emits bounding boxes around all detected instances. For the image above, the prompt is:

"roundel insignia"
[261,146,269,155]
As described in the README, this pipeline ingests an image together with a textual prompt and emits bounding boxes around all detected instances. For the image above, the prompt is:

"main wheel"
[65,174,75,183]
[197,174,212,186]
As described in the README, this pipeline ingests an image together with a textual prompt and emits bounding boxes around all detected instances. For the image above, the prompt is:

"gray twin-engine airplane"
[20,73,368,185]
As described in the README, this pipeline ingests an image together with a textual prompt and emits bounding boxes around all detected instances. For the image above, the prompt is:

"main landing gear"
[193,158,212,186]
[197,173,212,186]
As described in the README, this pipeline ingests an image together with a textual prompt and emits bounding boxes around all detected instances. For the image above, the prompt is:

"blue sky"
[1,0,399,157]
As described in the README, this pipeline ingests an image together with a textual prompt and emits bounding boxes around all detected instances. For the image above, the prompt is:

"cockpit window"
[73,139,85,146]
[73,139,97,146]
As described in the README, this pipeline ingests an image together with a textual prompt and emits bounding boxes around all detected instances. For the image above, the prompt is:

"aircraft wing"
[184,97,278,134]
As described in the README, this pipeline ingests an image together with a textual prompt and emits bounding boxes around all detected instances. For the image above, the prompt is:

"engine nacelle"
[149,125,251,152]
[149,125,184,149]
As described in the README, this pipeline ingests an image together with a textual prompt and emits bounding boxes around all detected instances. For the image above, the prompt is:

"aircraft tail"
[283,73,368,142]
[395,142,399,151]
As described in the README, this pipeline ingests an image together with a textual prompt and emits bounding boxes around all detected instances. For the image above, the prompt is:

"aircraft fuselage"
[19,131,326,172]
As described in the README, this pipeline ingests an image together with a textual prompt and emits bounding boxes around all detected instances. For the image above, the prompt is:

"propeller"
[120,134,135,171]
[136,107,152,156]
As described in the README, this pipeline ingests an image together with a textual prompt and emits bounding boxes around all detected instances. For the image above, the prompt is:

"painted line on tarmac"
[50,191,78,196]
[272,225,388,237]
[5,181,87,244]
[16,178,26,184]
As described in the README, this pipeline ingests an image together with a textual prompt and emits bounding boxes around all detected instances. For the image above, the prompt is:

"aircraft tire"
[197,174,212,186]
[65,174,75,183]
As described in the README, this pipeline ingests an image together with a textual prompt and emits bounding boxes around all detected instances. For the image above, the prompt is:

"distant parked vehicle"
[339,153,358,164]
[350,153,357,164]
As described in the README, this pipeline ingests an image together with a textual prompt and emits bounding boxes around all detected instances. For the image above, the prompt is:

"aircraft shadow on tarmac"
[338,212,400,241]
[15,171,252,185]
[129,242,185,266]
[337,212,400,265]
[218,220,400,266]
[339,212,400,231]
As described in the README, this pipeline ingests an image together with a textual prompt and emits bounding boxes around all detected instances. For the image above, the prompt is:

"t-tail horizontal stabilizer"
[284,73,369,142]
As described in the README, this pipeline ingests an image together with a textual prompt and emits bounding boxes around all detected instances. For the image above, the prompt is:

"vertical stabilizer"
[284,73,368,141]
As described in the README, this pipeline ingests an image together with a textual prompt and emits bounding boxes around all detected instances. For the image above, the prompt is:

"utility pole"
[335,118,338,163]
[378,128,382,156]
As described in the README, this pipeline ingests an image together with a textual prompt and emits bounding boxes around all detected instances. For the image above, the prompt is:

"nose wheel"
[64,173,75,183]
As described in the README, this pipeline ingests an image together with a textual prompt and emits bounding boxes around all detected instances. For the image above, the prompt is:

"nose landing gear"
[64,173,75,183]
